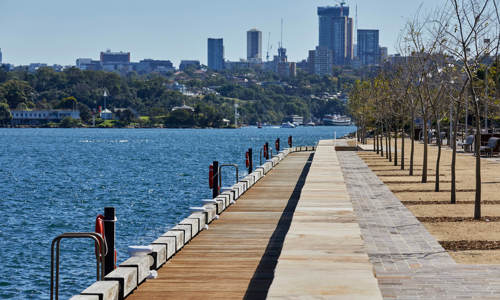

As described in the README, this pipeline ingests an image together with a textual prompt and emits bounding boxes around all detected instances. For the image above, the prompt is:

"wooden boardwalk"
[128,142,382,299]
[128,152,314,300]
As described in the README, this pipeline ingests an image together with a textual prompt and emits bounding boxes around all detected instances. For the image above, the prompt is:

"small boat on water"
[306,121,316,127]
[281,122,296,128]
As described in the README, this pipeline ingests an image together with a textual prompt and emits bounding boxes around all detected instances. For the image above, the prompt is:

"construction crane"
[266,32,273,62]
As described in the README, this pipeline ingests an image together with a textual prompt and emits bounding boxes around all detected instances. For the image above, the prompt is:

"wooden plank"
[127,152,312,300]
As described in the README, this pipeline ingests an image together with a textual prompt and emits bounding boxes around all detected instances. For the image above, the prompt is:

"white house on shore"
[11,109,80,126]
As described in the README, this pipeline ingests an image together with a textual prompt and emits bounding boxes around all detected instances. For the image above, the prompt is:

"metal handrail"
[50,232,106,300]
[219,164,239,188]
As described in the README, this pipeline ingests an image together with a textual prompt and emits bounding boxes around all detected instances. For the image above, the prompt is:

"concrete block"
[216,194,230,207]
[104,267,137,299]
[172,224,192,244]
[161,230,184,251]
[220,191,233,204]
[151,236,176,259]
[70,296,99,300]
[215,198,225,213]
[149,244,166,269]
[188,212,207,231]
[202,204,217,222]
[180,218,199,237]
[120,256,151,285]
[81,281,119,300]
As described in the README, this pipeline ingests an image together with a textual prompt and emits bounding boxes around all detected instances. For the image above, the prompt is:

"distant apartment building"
[380,47,388,63]
[314,46,334,76]
[11,109,80,126]
[134,59,174,74]
[247,29,262,62]
[0,48,2,64]
[307,50,316,74]
[76,58,102,71]
[207,38,225,71]
[357,30,380,65]
[318,5,353,65]
[179,60,201,71]
[100,50,131,72]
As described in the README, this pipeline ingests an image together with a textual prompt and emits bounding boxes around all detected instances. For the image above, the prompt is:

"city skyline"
[0,0,442,66]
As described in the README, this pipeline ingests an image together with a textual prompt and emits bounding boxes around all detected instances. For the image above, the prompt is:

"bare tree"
[446,0,499,219]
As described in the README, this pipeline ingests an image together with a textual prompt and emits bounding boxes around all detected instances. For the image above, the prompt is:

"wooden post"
[276,138,280,152]
[103,207,115,276]
[248,148,253,174]
[265,142,269,160]
[288,136,292,148]
[212,161,219,198]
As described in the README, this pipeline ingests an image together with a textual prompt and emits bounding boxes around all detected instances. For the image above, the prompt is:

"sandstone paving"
[338,150,500,299]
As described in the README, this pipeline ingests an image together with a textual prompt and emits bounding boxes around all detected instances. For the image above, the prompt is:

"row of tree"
[349,0,500,220]
[0,64,354,127]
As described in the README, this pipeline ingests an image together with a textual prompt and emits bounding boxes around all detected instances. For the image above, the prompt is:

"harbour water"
[0,126,355,299]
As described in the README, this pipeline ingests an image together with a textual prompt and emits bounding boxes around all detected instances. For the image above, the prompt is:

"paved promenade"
[339,151,500,300]
[127,142,382,299]
[267,140,382,299]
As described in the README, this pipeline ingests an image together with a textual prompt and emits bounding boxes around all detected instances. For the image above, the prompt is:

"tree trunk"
[388,123,392,162]
[394,128,398,166]
[401,127,405,170]
[422,114,428,183]
[410,109,415,176]
[385,124,389,159]
[435,118,442,192]
[451,102,460,204]
[375,125,379,154]
[473,98,482,220]
[380,124,384,157]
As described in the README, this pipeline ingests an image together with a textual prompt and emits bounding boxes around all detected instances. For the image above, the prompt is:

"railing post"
[276,138,280,152]
[288,136,292,148]
[265,142,269,160]
[212,161,219,198]
[104,207,116,275]
[248,148,253,173]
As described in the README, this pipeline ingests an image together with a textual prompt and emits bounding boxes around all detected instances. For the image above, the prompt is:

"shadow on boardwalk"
[243,153,315,300]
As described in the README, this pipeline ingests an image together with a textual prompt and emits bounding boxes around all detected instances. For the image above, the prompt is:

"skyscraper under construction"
[317,4,353,65]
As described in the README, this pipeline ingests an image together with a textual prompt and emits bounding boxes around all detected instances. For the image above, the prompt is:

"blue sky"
[0,0,442,67]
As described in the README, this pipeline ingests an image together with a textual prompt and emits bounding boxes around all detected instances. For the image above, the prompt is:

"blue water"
[0,126,355,299]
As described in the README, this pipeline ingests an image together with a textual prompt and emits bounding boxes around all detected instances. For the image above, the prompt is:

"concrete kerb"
[80,281,119,300]
[70,146,317,300]
[148,244,166,269]
[119,256,152,286]
[70,295,100,300]
[104,267,138,300]
[151,236,176,259]
[161,230,184,251]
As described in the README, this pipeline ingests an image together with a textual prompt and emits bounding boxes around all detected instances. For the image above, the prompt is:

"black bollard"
[248,148,253,173]
[103,207,116,275]
[212,161,219,198]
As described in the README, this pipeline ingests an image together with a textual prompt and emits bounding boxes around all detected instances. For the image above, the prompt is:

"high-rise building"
[307,50,316,74]
[247,29,262,62]
[318,5,353,65]
[314,46,334,76]
[357,30,380,65]
[0,48,2,64]
[207,38,224,71]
